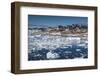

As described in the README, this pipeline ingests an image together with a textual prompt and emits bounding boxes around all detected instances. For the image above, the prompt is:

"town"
[28,24,88,36]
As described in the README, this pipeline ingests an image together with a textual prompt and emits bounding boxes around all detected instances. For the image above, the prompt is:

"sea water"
[28,35,88,60]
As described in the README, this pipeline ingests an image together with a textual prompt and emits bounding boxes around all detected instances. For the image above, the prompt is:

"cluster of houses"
[28,24,88,36]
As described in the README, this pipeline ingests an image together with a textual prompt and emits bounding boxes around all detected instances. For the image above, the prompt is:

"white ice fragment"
[78,44,86,47]
[46,51,59,59]
[64,51,72,54]
[32,48,35,50]
[76,49,81,52]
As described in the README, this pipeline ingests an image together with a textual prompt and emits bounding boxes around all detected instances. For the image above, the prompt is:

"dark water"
[28,44,88,61]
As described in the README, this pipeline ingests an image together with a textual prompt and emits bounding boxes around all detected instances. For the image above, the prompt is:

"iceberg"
[46,51,59,59]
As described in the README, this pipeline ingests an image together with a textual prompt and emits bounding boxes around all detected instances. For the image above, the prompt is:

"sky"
[28,15,88,27]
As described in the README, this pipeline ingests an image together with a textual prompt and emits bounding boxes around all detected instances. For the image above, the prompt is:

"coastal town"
[28,24,87,36]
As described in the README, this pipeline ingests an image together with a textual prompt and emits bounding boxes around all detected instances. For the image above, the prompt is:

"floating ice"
[76,49,81,52]
[28,35,81,51]
[46,51,59,59]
